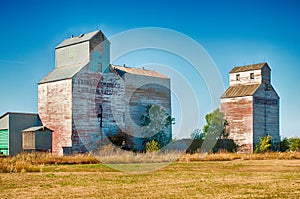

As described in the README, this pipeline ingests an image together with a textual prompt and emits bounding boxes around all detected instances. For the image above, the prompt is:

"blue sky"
[0,0,299,138]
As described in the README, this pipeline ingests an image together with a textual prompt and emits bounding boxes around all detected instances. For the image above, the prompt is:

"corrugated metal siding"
[0,129,9,155]
[35,131,52,151]
[8,113,41,156]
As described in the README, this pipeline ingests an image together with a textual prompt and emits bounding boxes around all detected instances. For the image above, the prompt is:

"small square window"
[236,74,240,81]
[250,73,254,79]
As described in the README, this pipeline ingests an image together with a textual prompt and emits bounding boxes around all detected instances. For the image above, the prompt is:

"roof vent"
[78,34,85,38]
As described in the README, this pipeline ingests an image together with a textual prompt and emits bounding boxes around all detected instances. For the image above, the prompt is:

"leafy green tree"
[289,137,300,151]
[203,108,228,139]
[140,104,175,149]
[191,129,205,140]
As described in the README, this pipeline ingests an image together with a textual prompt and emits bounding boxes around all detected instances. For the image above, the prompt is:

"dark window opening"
[236,74,240,81]
[97,104,103,127]
[250,73,254,79]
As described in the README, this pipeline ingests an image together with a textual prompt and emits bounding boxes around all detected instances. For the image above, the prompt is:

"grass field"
[0,155,299,198]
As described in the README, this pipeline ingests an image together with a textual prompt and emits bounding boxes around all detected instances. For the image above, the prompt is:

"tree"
[289,137,300,151]
[140,104,175,149]
[203,108,228,139]
[190,129,205,140]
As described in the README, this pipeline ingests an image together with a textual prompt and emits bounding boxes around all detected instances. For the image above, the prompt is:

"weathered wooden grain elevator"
[38,30,171,155]
[220,62,280,153]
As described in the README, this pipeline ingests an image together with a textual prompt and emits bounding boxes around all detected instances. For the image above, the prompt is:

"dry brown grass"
[179,151,300,162]
[0,160,299,198]
[93,144,181,164]
[0,152,99,173]
[1,150,300,173]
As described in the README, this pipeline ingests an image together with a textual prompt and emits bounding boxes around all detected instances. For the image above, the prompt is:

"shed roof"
[56,30,101,49]
[0,112,38,120]
[38,63,87,84]
[221,84,260,99]
[230,62,270,73]
[112,65,169,79]
[22,126,53,132]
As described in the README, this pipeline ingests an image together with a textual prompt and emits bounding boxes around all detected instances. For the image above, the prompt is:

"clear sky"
[0,0,299,138]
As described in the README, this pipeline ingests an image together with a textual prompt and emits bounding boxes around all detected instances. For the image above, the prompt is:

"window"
[250,73,254,79]
[236,74,240,81]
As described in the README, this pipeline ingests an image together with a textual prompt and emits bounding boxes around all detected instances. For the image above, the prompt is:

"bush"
[145,140,159,153]
[255,135,272,153]
[289,137,300,151]
[280,138,290,152]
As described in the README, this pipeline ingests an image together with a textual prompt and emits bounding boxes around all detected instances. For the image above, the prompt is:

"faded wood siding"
[230,70,262,86]
[38,80,72,155]
[124,73,171,150]
[221,96,253,153]
[253,85,280,146]
[23,132,35,150]
[101,72,126,136]
[72,64,102,152]
[72,65,126,152]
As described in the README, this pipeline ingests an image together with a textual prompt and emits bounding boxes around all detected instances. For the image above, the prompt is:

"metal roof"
[56,30,101,49]
[221,84,261,99]
[39,63,87,84]
[22,126,53,132]
[230,62,270,73]
[112,65,169,79]
[0,112,38,120]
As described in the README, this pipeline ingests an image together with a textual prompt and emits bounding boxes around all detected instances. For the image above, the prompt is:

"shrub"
[289,137,300,151]
[145,140,159,153]
[280,138,290,152]
[255,135,272,153]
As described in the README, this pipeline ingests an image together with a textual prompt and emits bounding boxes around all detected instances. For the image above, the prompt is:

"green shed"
[0,129,8,155]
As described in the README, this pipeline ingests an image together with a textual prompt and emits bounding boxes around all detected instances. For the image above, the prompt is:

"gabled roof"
[221,84,261,99]
[230,62,270,73]
[23,126,53,132]
[112,65,169,79]
[38,63,87,84]
[56,30,101,49]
